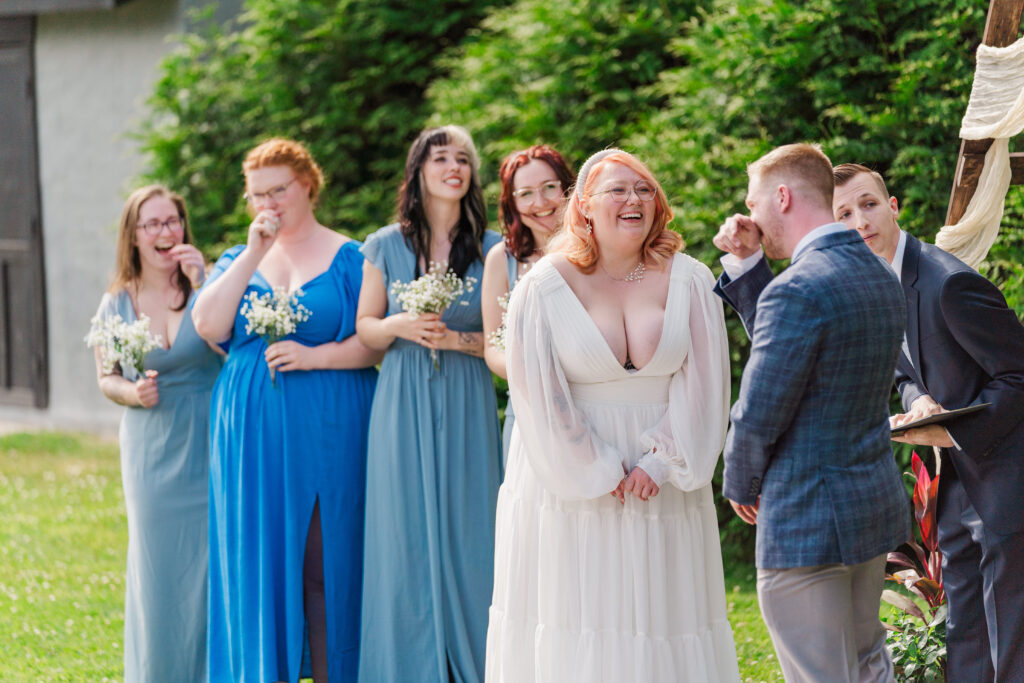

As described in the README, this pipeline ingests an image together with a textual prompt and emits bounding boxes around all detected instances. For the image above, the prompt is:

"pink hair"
[552,151,682,273]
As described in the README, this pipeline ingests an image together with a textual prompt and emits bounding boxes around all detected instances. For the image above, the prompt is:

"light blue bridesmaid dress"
[206,241,377,682]
[92,289,221,683]
[358,224,502,683]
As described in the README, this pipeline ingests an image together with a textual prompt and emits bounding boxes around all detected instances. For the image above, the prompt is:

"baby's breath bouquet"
[241,287,311,386]
[488,291,510,352]
[85,314,163,376]
[390,261,477,369]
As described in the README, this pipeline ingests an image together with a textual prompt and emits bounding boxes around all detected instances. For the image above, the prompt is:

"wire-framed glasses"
[244,177,297,205]
[590,182,656,203]
[512,180,563,206]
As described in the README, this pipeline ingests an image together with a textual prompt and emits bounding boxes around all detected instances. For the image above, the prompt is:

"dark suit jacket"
[897,234,1024,535]
[716,230,911,569]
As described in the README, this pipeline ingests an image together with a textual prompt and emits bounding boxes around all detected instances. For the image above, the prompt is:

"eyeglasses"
[512,180,563,206]
[244,177,297,205]
[137,216,184,235]
[590,182,656,203]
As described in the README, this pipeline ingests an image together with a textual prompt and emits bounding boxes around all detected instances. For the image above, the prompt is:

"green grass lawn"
[0,431,125,682]
[0,430,782,681]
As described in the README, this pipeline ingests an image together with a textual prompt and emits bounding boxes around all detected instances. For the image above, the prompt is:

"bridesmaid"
[90,185,221,682]
[192,138,380,682]
[356,125,502,683]
[481,145,573,462]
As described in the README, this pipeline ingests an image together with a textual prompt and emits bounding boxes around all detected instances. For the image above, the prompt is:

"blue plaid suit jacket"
[715,230,911,569]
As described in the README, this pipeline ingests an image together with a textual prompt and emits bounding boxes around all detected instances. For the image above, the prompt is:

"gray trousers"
[757,555,894,683]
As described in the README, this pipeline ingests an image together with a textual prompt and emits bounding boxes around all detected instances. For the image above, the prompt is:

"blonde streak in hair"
[441,125,480,171]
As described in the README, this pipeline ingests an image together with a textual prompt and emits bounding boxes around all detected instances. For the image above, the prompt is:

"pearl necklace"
[601,260,645,283]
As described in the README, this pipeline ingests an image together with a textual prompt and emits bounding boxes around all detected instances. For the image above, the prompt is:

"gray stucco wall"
[0,0,240,432]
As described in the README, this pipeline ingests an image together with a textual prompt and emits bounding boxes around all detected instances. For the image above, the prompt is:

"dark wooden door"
[0,17,48,408]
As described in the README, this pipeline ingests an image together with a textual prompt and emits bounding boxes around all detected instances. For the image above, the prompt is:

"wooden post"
[945,0,1024,226]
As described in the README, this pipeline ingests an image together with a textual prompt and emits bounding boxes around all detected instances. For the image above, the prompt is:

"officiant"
[832,163,1024,681]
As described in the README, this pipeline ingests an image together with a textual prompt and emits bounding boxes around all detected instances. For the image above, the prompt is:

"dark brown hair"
[833,162,890,196]
[397,125,487,278]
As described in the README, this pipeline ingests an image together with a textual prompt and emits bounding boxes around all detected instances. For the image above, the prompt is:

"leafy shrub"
[137,0,507,256]
[427,0,708,206]
[884,607,947,682]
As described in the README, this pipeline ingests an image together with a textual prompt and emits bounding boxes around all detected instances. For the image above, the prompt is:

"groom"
[713,144,910,681]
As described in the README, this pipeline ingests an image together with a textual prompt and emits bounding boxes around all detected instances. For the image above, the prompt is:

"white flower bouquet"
[241,287,311,386]
[85,314,163,376]
[488,291,510,352]
[390,261,477,369]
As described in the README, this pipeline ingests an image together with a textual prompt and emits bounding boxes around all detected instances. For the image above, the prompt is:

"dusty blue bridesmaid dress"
[358,224,503,683]
[206,241,376,682]
[92,289,221,683]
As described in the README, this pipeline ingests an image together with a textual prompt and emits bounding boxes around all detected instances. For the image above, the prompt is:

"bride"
[486,149,740,682]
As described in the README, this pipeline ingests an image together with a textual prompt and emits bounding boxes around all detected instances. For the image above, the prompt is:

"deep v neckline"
[128,291,192,352]
[548,255,682,374]
[254,240,349,294]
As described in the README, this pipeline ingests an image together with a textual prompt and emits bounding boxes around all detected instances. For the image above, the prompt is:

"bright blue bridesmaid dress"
[358,225,503,683]
[206,241,377,682]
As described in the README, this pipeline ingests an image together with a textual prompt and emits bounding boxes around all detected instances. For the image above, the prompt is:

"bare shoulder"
[485,241,507,268]
[319,225,351,248]
[547,253,578,282]
[483,243,511,294]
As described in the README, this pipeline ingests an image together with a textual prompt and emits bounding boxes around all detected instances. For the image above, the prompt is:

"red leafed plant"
[883,451,946,679]
[886,451,944,613]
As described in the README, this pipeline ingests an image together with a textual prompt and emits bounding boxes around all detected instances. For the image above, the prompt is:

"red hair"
[553,151,683,273]
[242,137,325,205]
[498,145,574,262]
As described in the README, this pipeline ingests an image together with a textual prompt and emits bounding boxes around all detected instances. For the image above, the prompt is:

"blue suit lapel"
[901,235,925,384]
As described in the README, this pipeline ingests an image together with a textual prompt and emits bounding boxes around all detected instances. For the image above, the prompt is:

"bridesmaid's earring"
[585,215,593,235]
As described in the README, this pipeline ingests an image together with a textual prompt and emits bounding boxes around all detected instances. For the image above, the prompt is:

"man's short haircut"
[748,143,834,209]
[833,163,890,198]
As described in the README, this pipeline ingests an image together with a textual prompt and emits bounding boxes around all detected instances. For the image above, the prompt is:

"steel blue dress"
[206,241,377,683]
[358,225,503,683]
[92,290,221,683]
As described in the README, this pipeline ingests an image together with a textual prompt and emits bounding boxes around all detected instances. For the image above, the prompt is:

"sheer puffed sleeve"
[636,258,730,491]
[506,267,627,500]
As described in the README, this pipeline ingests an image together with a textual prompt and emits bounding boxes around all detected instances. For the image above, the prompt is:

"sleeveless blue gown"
[92,290,221,683]
[207,241,377,682]
[501,249,521,464]
[358,225,503,683]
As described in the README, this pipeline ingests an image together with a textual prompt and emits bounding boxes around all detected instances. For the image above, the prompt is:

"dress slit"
[303,496,328,682]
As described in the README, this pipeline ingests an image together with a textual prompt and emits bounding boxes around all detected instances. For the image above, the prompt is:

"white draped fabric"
[486,254,740,683]
[936,37,1024,267]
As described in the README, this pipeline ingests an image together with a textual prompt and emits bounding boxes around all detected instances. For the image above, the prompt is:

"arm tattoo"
[458,331,484,357]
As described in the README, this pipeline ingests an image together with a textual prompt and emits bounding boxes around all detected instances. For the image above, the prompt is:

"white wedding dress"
[486,254,741,683]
